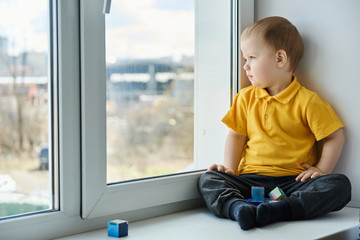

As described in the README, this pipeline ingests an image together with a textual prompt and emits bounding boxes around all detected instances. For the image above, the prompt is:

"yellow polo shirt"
[222,77,344,176]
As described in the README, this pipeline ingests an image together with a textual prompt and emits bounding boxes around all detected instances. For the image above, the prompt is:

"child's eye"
[243,56,255,62]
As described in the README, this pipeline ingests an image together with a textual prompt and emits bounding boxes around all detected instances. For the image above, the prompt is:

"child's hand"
[296,163,325,182]
[207,164,236,175]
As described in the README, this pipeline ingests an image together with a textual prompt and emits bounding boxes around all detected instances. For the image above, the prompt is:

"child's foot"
[256,201,292,227]
[230,201,257,230]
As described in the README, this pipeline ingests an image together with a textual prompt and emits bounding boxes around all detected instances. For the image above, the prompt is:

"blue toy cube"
[269,187,287,201]
[251,186,264,202]
[108,219,128,238]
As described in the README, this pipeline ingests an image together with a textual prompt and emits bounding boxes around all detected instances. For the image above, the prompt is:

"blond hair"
[241,16,304,72]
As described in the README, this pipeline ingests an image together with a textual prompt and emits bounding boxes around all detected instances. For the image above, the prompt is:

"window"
[105,0,195,183]
[0,0,56,219]
[0,0,234,238]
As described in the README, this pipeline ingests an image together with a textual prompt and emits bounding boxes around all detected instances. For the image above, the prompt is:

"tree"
[0,36,48,158]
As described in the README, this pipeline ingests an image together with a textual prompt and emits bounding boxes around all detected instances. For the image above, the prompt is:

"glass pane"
[106,0,195,183]
[0,0,53,218]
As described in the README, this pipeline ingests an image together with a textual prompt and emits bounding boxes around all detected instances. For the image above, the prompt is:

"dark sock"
[229,201,257,230]
[256,200,292,227]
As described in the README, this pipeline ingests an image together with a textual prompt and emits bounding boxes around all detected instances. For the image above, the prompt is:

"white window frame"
[0,0,254,238]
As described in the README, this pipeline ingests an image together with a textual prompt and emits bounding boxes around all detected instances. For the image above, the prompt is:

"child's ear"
[276,50,288,68]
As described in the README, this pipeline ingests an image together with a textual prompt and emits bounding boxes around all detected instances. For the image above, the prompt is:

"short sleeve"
[306,93,344,141]
[221,90,248,136]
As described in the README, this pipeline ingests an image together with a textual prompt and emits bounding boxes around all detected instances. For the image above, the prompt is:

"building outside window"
[105,0,195,183]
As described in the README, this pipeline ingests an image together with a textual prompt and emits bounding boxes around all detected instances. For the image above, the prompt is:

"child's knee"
[329,173,351,189]
[198,171,225,190]
[334,174,351,197]
[324,173,351,203]
[198,171,216,187]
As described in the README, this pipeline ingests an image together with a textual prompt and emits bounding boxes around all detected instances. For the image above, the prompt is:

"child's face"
[241,35,282,91]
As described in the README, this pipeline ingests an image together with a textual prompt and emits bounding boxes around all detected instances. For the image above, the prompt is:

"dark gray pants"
[198,171,351,220]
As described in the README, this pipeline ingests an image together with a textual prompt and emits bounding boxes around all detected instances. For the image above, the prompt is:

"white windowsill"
[56,206,359,240]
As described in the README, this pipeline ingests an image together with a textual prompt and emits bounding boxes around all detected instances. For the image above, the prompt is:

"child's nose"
[243,62,250,70]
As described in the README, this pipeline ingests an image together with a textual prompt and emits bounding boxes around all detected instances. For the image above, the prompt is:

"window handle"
[103,0,111,14]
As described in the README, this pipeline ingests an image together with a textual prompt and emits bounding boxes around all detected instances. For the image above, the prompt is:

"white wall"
[255,0,360,207]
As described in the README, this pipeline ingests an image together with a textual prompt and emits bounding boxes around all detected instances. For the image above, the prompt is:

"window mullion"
[80,0,107,219]
[58,0,82,216]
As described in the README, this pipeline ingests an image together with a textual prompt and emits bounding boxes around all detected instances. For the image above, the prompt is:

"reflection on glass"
[0,0,51,218]
[106,0,195,183]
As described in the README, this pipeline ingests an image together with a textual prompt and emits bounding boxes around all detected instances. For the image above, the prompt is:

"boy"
[198,16,351,230]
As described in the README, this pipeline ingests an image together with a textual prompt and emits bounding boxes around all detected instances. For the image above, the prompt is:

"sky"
[106,0,194,63]
[0,0,194,62]
[0,0,48,55]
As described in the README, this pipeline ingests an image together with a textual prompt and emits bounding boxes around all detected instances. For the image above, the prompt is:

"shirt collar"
[255,76,301,104]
